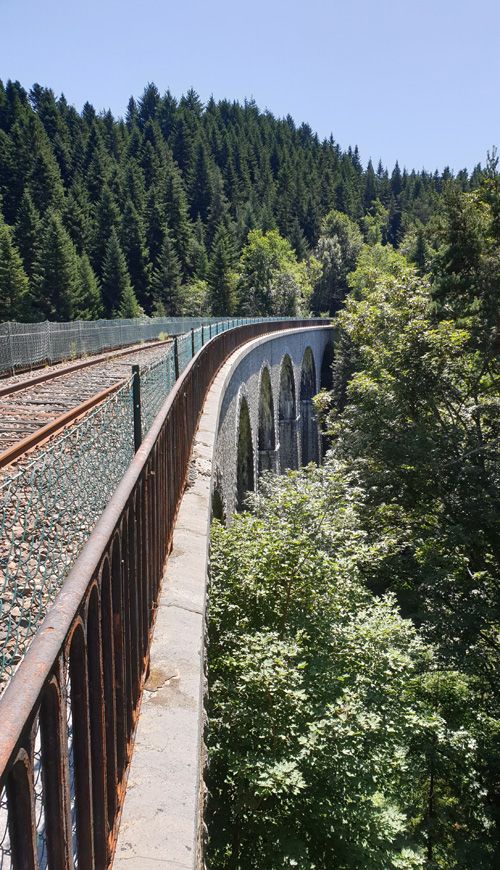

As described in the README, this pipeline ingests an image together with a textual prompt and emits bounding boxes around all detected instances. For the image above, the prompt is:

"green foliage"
[207,169,500,868]
[32,210,80,320]
[179,277,209,316]
[208,223,238,315]
[14,189,42,286]
[237,228,315,316]
[312,210,363,313]
[207,472,495,868]
[101,228,138,317]
[0,219,29,319]
[77,253,103,320]
[324,176,500,859]
[150,229,183,314]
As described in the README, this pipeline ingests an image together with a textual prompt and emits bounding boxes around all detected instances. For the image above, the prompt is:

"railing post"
[7,322,14,374]
[209,323,212,339]
[174,336,180,380]
[132,364,142,451]
[201,325,205,345]
[191,328,195,357]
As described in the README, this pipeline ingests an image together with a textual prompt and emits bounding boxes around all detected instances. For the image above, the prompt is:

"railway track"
[0,339,171,471]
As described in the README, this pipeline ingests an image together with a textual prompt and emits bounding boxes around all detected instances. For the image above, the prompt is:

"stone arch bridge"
[0,321,334,870]
[213,327,333,517]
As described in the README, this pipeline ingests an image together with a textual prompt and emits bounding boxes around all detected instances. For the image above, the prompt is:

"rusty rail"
[0,320,319,869]
[0,381,125,470]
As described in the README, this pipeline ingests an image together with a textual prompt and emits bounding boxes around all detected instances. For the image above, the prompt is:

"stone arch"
[319,340,335,458]
[320,340,334,391]
[236,396,255,510]
[211,487,226,523]
[278,354,298,471]
[258,366,276,475]
[300,347,319,465]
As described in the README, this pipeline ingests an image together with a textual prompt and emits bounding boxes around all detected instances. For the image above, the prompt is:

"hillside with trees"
[0,80,486,322]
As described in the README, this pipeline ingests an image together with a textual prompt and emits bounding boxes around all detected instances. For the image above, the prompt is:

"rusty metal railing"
[0,320,319,870]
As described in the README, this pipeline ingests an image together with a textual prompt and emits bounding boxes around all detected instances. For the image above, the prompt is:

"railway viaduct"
[0,320,334,870]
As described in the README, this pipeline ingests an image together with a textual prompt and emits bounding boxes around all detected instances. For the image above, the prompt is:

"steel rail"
[0,319,320,870]
[0,381,125,470]
[0,338,171,399]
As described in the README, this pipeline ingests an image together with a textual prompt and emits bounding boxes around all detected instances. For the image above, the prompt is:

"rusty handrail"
[0,320,321,869]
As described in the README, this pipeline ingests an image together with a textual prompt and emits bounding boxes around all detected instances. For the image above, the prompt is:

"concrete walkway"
[113,353,224,869]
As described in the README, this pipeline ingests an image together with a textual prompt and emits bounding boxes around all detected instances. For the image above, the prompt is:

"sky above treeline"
[1,0,498,174]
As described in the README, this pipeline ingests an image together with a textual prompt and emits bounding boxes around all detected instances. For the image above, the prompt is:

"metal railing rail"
[0,318,321,870]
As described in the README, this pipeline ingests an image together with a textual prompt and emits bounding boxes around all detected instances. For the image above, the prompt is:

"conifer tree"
[117,280,141,318]
[207,224,237,315]
[0,220,29,320]
[77,253,103,319]
[62,178,91,254]
[14,189,42,285]
[28,118,65,214]
[0,129,15,222]
[83,123,111,202]
[150,230,183,314]
[34,211,80,320]
[92,186,121,278]
[121,199,151,311]
[164,161,193,277]
[190,140,213,221]
[101,228,136,317]
[205,168,232,249]
[145,188,167,269]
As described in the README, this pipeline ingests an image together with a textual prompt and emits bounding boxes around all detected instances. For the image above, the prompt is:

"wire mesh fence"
[0,379,135,691]
[0,317,275,694]
[139,343,177,437]
[0,316,247,375]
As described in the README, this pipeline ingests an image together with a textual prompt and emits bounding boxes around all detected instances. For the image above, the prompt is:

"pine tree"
[117,280,141,318]
[34,211,80,320]
[28,118,65,214]
[207,224,237,315]
[121,199,151,311]
[164,160,193,278]
[206,168,233,249]
[190,140,214,221]
[92,186,121,278]
[363,159,378,210]
[0,220,29,320]
[101,228,137,317]
[14,189,42,285]
[62,178,91,254]
[150,230,184,314]
[76,253,103,319]
[138,83,161,128]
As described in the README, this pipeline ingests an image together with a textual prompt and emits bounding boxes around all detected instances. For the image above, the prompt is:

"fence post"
[7,322,14,374]
[201,325,205,345]
[191,328,195,357]
[174,336,180,380]
[132,365,142,451]
[46,321,52,365]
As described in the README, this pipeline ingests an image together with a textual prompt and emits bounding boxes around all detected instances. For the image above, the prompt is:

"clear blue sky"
[1,0,498,173]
